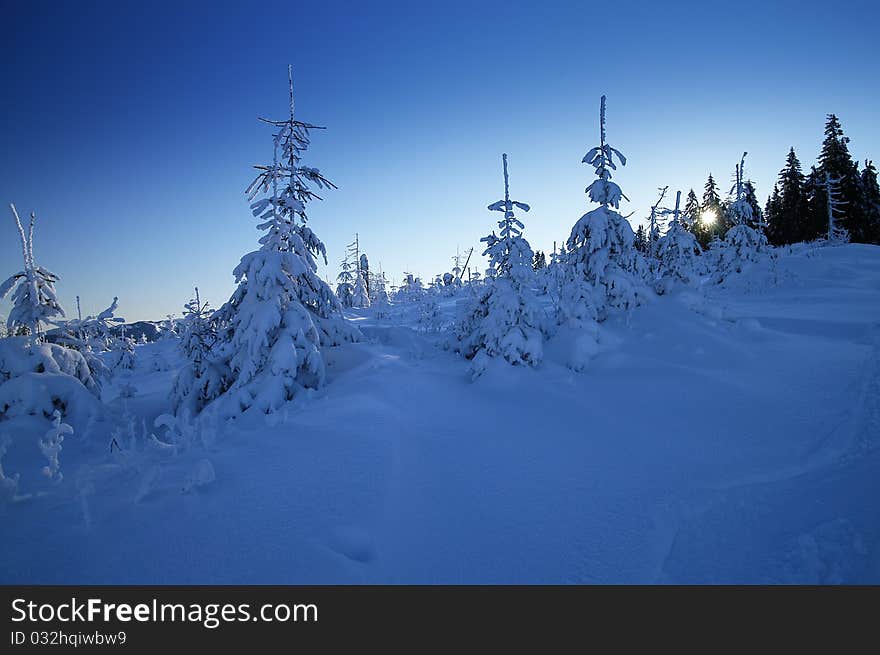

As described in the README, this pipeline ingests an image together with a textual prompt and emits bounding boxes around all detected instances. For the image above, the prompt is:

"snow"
[1,244,879,583]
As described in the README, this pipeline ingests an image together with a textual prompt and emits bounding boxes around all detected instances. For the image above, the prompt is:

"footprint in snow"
[326,526,376,563]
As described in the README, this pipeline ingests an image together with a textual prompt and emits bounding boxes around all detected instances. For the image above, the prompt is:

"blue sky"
[2,0,878,321]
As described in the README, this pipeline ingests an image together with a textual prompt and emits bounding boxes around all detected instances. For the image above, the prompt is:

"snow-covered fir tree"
[351,269,371,308]
[454,153,543,376]
[336,257,355,308]
[698,174,724,247]
[713,153,767,283]
[565,96,645,320]
[170,287,223,415]
[181,66,357,416]
[654,190,703,292]
[107,331,136,371]
[683,189,701,233]
[396,273,424,302]
[1,205,64,338]
[370,269,391,305]
[418,294,443,333]
[532,251,546,270]
[634,225,649,254]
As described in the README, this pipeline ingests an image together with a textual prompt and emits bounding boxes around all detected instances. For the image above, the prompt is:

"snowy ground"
[2,244,879,583]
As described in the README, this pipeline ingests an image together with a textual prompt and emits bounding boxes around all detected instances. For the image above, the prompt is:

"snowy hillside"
[2,243,879,584]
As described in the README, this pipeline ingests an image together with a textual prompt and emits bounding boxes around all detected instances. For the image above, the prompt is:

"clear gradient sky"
[2,0,878,321]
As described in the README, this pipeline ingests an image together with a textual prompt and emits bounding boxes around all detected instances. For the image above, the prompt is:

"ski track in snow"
[1,244,879,583]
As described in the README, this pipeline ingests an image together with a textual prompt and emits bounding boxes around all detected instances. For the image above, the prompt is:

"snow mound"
[0,338,103,426]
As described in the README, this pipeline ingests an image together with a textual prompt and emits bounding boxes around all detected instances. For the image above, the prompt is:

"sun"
[701,209,717,226]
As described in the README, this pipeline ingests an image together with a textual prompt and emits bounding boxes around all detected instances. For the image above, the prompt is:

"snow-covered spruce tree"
[352,269,371,308]
[370,269,391,304]
[453,153,542,376]
[1,205,64,338]
[396,273,424,302]
[712,153,767,284]
[565,96,645,320]
[370,270,391,318]
[190,66,358,416]
[532,251,546,270]
[654,190,703,292]
[107,331,136,371]
[418,294,442,333]
[634,225,649,254]
[683,189,701,233]
[0,205,103,422]
[335,257,354,308]
[170,287,225,415]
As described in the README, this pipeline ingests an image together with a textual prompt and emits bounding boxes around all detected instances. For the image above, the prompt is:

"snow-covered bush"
[417,295,442,333]
[57,297,126,378]
[565,97,646,319]
[1,204,64,337]
[0,337,102,424]
[107,334,137,371]
[176,66,358,417]
[453,154,543,375]
[159,315,178,340]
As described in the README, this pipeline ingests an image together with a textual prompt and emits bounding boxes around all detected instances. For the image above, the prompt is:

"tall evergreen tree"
[682,189,700,232]
[634,224,649,253]
[803,165,828,241]
[813,114,866,242]
[701,173,725,243]
[767,148,808,245]
[743,181,764,231]
[765,183,783,245]
[859,160,880,244]
[176,66,357,417]
[532,250,547,270]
